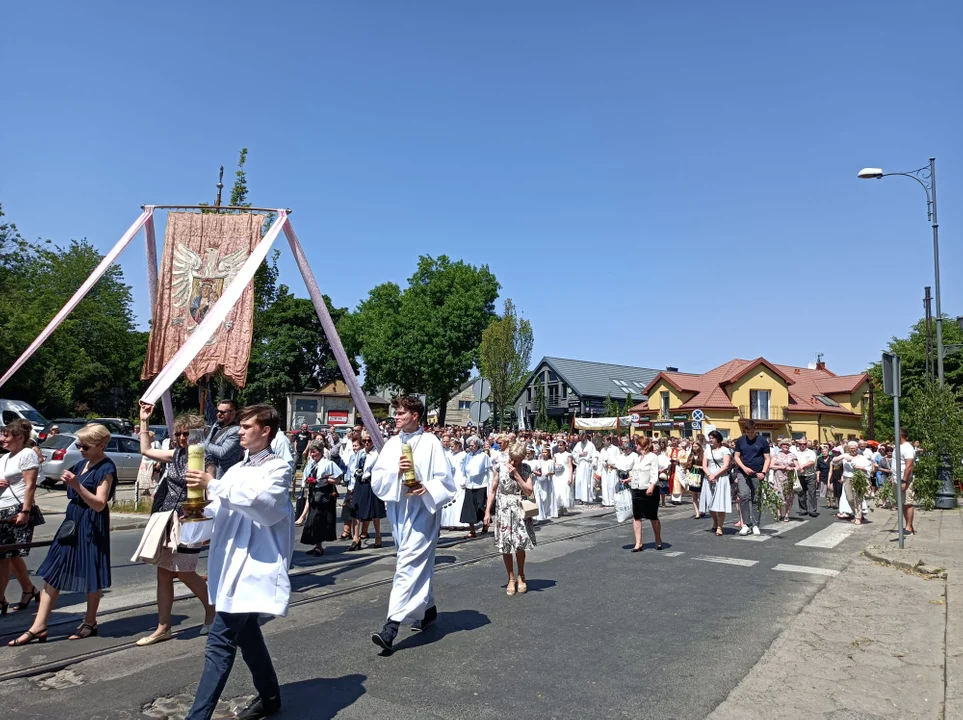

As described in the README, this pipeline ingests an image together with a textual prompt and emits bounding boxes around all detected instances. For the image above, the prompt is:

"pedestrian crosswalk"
[739,519,809,543]
[794,522,859,549]
[772,563,840,577]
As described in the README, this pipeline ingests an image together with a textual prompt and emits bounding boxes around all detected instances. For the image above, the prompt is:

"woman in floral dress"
[484,441,536,596]
[770,440,798,522]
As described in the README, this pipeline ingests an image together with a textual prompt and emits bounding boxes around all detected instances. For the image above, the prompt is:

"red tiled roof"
[641,359,870,416]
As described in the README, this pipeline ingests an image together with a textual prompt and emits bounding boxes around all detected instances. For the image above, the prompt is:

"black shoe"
[412,605,437,631]
[809,512,819,517]
[371,621,400,653]
[347,541,361,552]
[236,695,281,720]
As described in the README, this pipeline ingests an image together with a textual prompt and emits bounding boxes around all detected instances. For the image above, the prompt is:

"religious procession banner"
[141,212,264,387]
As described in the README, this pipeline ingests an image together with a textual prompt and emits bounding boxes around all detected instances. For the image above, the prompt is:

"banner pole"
[0,208,153,391]
[282,221,384,451]
[142,213,176,437]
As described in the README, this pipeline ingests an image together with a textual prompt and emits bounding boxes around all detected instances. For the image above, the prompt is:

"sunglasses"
[216,410,231,416]
[75,443,95,451]
[173,431,190,438]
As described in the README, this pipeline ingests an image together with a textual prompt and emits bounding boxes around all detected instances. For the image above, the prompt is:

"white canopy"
[573,416,632,431]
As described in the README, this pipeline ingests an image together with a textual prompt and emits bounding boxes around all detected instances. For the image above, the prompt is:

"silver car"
[40,432,143,484]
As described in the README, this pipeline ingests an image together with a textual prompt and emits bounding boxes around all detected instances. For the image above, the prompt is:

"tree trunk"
[437,393,450,426]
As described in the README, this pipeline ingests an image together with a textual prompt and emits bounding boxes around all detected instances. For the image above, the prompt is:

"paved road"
[0,501,876,719]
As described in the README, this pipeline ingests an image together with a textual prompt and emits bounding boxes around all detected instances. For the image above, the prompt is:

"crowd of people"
[0,403,921,720]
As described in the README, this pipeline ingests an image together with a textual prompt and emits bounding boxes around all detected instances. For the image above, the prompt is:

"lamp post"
[858,158,943,383]
[859,157,957,509]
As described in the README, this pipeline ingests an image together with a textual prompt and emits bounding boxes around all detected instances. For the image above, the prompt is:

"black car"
[38,417,129,443]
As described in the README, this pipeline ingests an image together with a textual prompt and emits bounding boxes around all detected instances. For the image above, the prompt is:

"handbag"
[688,470,703,490]
[520,498,539,519]
[54,519,77,545]
[614,488,633,523]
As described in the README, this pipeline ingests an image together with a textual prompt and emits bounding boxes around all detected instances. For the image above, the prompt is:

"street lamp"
[858,158,944,384]
[859,157,956,509]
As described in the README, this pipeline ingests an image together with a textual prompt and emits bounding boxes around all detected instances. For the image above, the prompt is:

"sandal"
[69,622,98,641]
[506,580,517,596]
[339,531,351,540]
[715,528,723,536]
[517,578,527,594]
[13,587,40,612]
[8,628,47,646]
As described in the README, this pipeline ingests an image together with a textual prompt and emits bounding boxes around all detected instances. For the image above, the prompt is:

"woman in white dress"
[552,440,575,515]
[534,446,558,521]
[572,433,596,504]
[700,430,732,536]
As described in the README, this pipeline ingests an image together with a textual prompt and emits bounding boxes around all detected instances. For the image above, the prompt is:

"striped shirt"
[244,447,276,468]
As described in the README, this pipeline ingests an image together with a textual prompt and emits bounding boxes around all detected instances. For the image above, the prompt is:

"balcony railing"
[738,405,787,421]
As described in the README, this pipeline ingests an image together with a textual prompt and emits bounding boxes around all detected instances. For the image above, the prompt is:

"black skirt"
[340,490,354,522]
[460,487,488,525]
[631,488,660,521]
[301,485,338,545]
[352,481,386,521]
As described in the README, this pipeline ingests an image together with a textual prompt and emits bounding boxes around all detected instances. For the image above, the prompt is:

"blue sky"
[2,1,960,378]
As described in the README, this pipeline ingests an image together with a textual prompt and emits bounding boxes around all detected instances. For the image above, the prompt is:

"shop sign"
[672,414,688,421]
[635,421,652,429]
[652,421,674,430]
[568,399,581,410]
[327,410,349,425]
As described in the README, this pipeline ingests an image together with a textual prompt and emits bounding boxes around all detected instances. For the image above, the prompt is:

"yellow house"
[630,358,870,444]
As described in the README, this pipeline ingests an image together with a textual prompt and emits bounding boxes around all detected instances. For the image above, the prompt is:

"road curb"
[861,546,948,580]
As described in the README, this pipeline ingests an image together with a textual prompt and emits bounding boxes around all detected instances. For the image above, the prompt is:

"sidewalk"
[708,506,962,720]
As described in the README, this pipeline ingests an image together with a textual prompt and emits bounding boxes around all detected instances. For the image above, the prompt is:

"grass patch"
[110,499,153,515]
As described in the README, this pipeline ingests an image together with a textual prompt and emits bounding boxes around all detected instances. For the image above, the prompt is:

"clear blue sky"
[2,1,960,378]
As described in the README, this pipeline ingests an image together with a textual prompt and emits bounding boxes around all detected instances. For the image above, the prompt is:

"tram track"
[0,509,638,683]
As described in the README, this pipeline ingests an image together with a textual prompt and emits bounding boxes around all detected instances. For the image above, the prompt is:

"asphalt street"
[0,501,875,719]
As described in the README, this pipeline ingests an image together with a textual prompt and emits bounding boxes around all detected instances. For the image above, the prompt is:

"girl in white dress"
[599,437,620,507]
[700,430,732,536]
[534,447,559,521]
[553,441,575,515]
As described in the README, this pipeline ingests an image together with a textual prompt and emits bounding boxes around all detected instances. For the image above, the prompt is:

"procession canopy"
[141,211,264,387]
[573,416,632,432]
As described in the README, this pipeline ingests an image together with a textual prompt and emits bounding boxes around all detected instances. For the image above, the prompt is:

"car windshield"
[21,410,48,425]
[52,421,88,433]
[41,435,75,449]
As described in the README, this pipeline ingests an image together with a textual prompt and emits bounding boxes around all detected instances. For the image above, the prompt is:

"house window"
[750,390,770,420]
[834,433,843,443]
[813,394,840,407]
[791,431,806,441]
[760,431,772,441]
[561,385,567,398]
[660,391,670,418]
[458,400,471,410]
[718,429,730,441]
[548,385,559,403]
[527,388,532,402]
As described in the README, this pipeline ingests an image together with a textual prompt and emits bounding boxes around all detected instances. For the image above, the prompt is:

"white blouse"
[630,452,659,490]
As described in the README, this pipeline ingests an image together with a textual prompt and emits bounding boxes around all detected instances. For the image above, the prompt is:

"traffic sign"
[471,378,492,402]
[691,409,705,422]
[469,401,491,424]
[882,353,901,397]
[691,420,702,431]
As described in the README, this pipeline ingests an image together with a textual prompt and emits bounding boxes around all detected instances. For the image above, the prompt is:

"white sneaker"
[752,526,761,536]
[738,526,751,536]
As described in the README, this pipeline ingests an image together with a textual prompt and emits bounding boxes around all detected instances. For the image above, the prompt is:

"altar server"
[598,436,620,507]
[535,446,559,520]
[184,404,293,720]
[370,396,455,654]
[573,433,597,503]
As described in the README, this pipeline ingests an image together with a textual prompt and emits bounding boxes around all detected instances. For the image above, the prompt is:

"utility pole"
[924,286,933,381]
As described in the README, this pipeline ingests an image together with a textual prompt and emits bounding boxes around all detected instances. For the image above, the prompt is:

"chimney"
[665,366,679,372]
[815,352,826,372]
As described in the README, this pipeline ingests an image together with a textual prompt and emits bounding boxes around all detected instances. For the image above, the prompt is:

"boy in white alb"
[370,396,455,653]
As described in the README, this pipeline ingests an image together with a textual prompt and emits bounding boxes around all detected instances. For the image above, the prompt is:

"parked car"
[38,417,129,443]
[0,400,49,439]
[149,424,169,445]
[39,432,143,484]
[92,417,136,436]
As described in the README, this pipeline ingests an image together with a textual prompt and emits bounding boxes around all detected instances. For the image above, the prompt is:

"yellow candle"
[187,444,205,501]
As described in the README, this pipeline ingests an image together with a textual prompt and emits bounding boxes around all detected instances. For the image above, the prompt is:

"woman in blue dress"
[9,423,117,646]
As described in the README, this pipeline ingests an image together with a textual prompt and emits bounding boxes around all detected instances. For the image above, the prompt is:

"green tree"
[867,317,963,439]
[902,381,963,510]
[479,298,534,429]
[344,255,499,425]
[621,391,634,417]
[603,393,619,417]
[534,382,549,430]
[240,286,355,409]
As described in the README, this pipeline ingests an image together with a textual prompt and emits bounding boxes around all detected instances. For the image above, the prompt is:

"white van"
[0,400,49,439]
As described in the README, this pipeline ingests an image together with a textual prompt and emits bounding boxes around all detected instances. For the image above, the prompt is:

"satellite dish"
[807,362,817,369]
[471,378,491,401]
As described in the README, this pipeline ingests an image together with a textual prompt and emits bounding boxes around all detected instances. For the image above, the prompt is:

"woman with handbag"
[133,404,215,646]
[770,440,799,522]
[10,424,116,646]
[350,434,386,550]
[628,437,662,551]
[654,441,671,508]
[301,439,344,556]
[0,419,42,616]
[700,431,732,536]
[484,441,536,595]
[687,438,705,519]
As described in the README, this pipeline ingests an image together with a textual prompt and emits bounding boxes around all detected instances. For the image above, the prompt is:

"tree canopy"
[479,298,533,429]
[344,255,500,424]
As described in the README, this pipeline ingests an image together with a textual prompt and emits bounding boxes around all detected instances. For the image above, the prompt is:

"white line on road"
[660,551,685,557]
[772,563,840,577]
[694,555,758,567]
[740,519,809,542]
[795,522,859,549]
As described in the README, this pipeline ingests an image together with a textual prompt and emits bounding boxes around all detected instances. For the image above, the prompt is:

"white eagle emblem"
[171,243,248,326]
